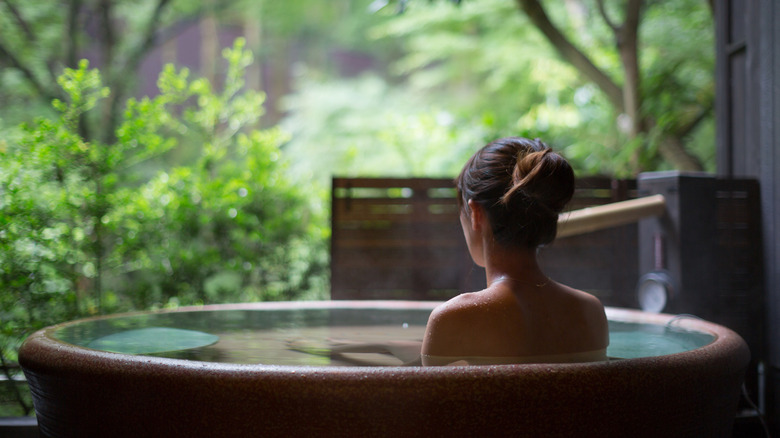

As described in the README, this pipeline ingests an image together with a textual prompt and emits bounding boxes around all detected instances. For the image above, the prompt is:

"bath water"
[53,308,714,366]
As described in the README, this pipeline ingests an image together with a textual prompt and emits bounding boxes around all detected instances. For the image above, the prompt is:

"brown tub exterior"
[19,303,750,438]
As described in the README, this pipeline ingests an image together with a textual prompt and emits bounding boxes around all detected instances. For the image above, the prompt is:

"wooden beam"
[557,195,665,238]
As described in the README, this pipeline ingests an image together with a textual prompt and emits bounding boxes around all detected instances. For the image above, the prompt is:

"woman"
[421,137,609,366]
[288,137,608,366]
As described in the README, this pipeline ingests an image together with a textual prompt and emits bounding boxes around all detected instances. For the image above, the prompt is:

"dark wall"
[715,0,780,429]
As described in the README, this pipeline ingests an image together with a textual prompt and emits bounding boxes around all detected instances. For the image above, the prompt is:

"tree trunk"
[515,0,624,112]
[516,0,706,172]
[658,135,705,172]
[615,0,643,137]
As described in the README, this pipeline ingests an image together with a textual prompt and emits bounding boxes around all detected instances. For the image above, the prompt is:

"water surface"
[53,308,714,365]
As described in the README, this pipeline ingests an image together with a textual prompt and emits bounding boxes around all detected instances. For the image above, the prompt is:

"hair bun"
[456,136,575,248]
[501,146,573,214]
[513,148,554,188]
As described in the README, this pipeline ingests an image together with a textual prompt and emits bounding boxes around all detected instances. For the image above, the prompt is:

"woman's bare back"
[421,280,608,364]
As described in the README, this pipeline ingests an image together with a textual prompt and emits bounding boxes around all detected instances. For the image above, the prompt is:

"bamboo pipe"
[556,194,666,239]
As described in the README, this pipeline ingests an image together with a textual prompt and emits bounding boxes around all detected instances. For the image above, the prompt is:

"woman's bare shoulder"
[556,283,609,347]
[556,282,605,309]
[422,291,492,356]
[427,292,481,327]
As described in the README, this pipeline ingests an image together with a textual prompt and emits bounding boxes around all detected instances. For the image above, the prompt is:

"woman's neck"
[483,245,546,288]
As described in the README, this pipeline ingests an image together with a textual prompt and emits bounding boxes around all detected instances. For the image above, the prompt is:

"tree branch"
[615,0,644,135]
[65,0,82,68]
[675,100,714,139]
[99,0,236,143]
[623,0,642,41]
[595,0,618,32]
[97,0,172,145]
[0,39,59,102]
[642,97,711,172]
[99,0,116,67]
[121,0,173,74]
[658,135,704,171]
[515,0,624,111]
[1,0,36,43]
[1,0,61,91]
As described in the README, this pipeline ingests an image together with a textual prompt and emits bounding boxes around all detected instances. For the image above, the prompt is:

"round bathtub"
[19,301,749,437]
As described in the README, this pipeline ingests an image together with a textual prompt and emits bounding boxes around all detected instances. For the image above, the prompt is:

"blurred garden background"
[1,0,714,415]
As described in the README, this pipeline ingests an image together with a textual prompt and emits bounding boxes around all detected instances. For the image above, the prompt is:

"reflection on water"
[55,308,429,366]
[88,327,220,354]
[53,308,715,366]
[607,321,714,359]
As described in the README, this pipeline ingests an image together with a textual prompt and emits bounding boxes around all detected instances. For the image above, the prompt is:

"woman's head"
[456,137,574,249]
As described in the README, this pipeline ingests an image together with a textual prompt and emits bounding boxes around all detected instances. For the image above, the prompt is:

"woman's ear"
[466,199,484,232]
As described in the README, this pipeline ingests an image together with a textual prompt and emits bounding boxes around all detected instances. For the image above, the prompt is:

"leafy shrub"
[0,39,328,368]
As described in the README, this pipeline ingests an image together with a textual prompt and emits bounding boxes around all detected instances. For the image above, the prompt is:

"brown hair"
[456,137,574,248]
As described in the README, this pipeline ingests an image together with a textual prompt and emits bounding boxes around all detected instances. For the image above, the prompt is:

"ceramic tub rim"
[19,300,750,377]
[18,301,752,437]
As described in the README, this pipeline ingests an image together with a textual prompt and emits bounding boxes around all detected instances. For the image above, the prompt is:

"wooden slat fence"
[539,178,639,306]
[331,177,639,305]
[330,178,480,300]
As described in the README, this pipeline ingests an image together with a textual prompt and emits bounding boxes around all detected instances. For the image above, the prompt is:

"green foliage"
[283,0,606,177]
[365,0,715,176]
[371,0,557,128]
[279,0,716,180]
[0,39,328,371]
[281,74,490,181]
